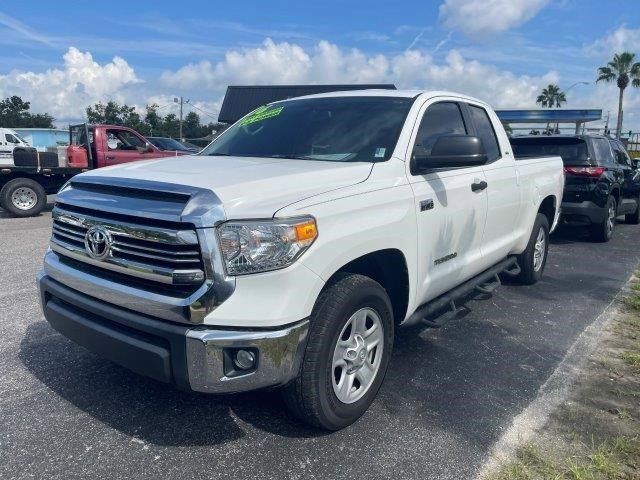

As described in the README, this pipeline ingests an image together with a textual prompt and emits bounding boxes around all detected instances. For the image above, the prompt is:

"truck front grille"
[50,204,205,288]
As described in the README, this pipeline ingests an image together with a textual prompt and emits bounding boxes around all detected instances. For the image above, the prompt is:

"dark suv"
[511,135,640,241]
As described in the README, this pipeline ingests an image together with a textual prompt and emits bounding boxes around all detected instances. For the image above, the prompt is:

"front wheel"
[515,213,549,285]
[282,274,394,430]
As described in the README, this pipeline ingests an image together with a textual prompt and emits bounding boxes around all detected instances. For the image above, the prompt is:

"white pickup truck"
[38,90,564,430]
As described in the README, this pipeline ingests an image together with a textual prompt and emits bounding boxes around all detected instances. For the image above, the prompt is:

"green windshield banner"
[241,105,284,126]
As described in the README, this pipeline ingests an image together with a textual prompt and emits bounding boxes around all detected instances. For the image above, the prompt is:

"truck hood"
[81,155,373,218]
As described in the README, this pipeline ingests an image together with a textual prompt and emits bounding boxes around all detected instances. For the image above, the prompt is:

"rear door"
[407,99,488,305]
[463,102,520,268]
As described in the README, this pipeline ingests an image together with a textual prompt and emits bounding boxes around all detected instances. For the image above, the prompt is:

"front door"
[104,128,152,166]
[407,100,488,306]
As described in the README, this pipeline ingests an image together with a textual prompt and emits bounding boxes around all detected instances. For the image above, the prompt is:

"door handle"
[106,155,116,160]
[471,180,488,192]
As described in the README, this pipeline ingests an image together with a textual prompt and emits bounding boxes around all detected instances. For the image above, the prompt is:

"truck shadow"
[18,321,325,447]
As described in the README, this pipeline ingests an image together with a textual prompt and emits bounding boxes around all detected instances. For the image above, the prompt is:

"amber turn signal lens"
[295,220,318,242]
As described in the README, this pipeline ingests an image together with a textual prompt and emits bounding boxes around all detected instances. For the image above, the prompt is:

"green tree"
[536,84,566,133]
[162,113,180,138]
[143,104,162,136]
[596,52,640,139]
[536,84,566,108]
[183,111,201,139]
[0,96,54,128]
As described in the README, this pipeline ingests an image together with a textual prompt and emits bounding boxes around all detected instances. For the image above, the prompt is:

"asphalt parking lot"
[1,202,639,480]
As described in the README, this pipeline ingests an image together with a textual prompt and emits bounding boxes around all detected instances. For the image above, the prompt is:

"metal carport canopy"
[495,109,602,123]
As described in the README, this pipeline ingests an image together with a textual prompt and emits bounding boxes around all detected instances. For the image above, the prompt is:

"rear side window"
[591,138,614,166]
[611,141,632,167]
[511,137,589,165]
[414,102,467,156]
[468,105,501,162]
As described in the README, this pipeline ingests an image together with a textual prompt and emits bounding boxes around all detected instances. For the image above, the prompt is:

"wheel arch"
[322,248,410,326]
[537,194,557,227]
[610,185,621,205]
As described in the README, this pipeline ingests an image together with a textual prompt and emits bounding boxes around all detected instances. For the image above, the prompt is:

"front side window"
[468,105,501,162]
[5,134,16,143]
[201,96,413,162]
[106,129,146,151]
[413,102,467,158]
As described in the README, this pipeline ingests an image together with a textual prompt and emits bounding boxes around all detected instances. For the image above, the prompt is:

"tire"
[515,213,549,285]
[591,195,617,242]
[0,178,47,217]
[282,274,394,430]
[625,197,640,225]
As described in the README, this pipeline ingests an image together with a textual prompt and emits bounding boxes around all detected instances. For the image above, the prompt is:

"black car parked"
[511,135,640,241]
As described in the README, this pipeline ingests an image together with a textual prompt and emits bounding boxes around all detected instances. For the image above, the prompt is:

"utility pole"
[174,96,183,141]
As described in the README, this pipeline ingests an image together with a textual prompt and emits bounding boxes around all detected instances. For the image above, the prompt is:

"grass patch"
[620,351,640,368]
[489,276,640,480]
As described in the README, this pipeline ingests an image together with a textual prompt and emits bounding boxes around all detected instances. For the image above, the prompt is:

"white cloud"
[439,0,549,37]
[584,25,640,59]
[161,38,557,109]
[0,47,139,122]
[0,40,586,127]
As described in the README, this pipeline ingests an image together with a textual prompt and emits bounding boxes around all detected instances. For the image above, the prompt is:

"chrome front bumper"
[186,321,309,393]
[38,271,309,394]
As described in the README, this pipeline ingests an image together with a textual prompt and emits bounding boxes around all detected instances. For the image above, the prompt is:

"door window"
[106,129,146,151]
[468,105,501,162]
[592,138,615,165]
[5,134,17,143]
[611,141,632,167]
[413,102,467,162]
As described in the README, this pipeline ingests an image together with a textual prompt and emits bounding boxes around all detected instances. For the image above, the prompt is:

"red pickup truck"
[67,123,186,168]
[0,123,187,218]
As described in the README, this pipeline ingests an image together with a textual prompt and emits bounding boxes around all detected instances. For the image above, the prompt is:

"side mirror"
[412,135,488,173]
[145,143,155,153]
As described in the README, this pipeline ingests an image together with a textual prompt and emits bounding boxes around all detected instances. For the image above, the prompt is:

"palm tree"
[536,84,567,133]
[596,52,640,139]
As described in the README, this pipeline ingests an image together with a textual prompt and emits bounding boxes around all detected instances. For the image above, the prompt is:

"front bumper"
[38,272,309,394]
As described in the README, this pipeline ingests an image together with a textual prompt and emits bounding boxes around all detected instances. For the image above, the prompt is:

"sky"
[1,0,640,131]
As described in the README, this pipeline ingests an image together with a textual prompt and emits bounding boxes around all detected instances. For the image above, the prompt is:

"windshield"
[201,96,413,162]
[511,137,589,165]
[150,137,186,151]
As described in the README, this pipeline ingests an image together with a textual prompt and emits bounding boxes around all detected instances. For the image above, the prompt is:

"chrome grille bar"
[51,205,205,286]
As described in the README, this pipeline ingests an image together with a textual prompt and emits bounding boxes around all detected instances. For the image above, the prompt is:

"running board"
[401,256,519,328]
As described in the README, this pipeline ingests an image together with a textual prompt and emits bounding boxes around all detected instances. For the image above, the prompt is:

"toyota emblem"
[84,225,112,260]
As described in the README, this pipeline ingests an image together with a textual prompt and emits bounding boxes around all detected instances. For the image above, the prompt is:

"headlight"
[217,217,318,275]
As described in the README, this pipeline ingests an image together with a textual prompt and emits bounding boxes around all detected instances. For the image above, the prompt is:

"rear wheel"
[515,213,549,285]
[591,195,616,242]
[0,178,46,217]
[625,197,640,224]
[282,274,394,430]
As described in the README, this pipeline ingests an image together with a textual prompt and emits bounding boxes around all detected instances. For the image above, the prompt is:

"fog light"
[234,349,256,370]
